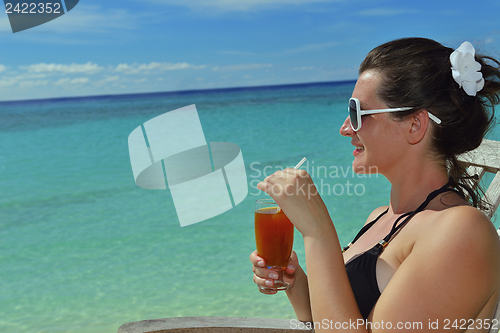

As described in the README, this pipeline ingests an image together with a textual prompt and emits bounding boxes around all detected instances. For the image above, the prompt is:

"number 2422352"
[5,3,62,14]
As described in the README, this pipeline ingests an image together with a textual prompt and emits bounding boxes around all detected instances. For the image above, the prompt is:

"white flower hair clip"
[450,41,485,96]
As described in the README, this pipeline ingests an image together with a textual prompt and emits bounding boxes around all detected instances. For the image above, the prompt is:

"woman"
[250,38,500,332]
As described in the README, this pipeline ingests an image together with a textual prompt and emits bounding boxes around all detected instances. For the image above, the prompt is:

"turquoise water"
[1,82,499,333]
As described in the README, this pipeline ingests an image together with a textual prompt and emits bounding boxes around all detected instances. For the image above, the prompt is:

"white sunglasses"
[348,97,442,131]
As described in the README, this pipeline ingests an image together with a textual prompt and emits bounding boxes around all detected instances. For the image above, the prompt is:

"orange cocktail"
[254,199,294,291]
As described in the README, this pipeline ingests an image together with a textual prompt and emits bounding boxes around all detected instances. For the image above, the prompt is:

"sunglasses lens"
[349,99,358,130]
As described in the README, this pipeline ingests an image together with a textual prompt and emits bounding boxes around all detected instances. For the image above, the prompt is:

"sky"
[0,0,499,101]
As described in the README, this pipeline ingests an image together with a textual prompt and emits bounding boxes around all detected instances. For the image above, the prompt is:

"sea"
[1,81,499,333]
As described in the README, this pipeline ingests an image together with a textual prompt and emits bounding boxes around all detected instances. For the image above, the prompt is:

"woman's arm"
[286,263,312,321]
[303,219,365,330]
[258,169,366,331]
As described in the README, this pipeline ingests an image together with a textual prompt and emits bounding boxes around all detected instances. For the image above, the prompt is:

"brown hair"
[359,37,500,211]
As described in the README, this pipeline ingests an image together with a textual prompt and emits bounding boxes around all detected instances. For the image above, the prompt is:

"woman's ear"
[407,110,430,145]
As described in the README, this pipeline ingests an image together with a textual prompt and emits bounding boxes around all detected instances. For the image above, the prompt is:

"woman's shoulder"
[419,205,500,271]
[376,205,500,323]
[434,205,497,240]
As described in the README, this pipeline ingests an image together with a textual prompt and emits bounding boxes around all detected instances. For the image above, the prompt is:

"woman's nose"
[339,116,354,136]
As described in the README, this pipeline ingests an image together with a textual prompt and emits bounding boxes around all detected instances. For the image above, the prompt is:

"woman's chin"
[352,160,379,175]
[353,166,366,174]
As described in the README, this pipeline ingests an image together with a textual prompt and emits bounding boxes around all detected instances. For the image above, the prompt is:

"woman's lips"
[353,146,365,156]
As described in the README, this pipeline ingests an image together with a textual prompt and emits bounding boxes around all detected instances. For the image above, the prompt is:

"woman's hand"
[250,250,298,295]
[257,168,332,237]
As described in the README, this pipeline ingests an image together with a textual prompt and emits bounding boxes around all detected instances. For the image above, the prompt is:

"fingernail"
[257,261,265,267]
[287,264,294,271]
[269,272,279,279]
[265,280,273,287]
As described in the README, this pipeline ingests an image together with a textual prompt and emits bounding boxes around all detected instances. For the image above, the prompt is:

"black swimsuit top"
[344,180,458,319]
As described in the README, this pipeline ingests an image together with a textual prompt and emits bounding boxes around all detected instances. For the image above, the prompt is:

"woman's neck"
[386,160,449,214]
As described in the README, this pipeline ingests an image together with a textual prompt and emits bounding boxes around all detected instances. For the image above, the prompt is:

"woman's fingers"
[256,168,330,237]
[252,274,278,295]
[253,263,282,280]
[249,250,266,268]
[285,251,298,275]
[250,250,279,280]
[257,168,309,198]
[250,250,299,293]
[250,250,297,279]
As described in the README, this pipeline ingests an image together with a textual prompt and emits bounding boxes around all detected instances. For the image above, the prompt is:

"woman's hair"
[359,37,500,211]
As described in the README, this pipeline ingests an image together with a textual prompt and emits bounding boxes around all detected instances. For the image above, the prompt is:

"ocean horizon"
[0,79,357,104]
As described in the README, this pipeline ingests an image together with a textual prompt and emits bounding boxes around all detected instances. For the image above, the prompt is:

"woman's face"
[339,70,410,175]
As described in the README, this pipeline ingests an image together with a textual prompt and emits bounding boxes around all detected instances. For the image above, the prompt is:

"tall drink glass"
[254,198,294,291]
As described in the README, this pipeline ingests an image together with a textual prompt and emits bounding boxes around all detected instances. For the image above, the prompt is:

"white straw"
[294,157,307,169]
[277,157,306,213]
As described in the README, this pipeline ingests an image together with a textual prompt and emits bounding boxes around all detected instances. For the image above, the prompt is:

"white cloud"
[0,65,7,73]
[70,77,90,84]
[141,0,341,12]
[93,76,122,87]
[212,63,273,71]
[0,77,19,88]
[55,77,92,86]
[115,62,204,74]
[18,80,49,88]
[0,14,11,32]
[54,78,70,85]
[22,62,103,74]
[0,73,48,87]
[293,66,315,70]
[358,8,419,16]
[99,76,120,83]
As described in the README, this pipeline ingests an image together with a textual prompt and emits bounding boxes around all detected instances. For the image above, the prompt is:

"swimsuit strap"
[343,178,458,253]
[351,209,388,243]
[342,208,389,252]
[377,178,457,250]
